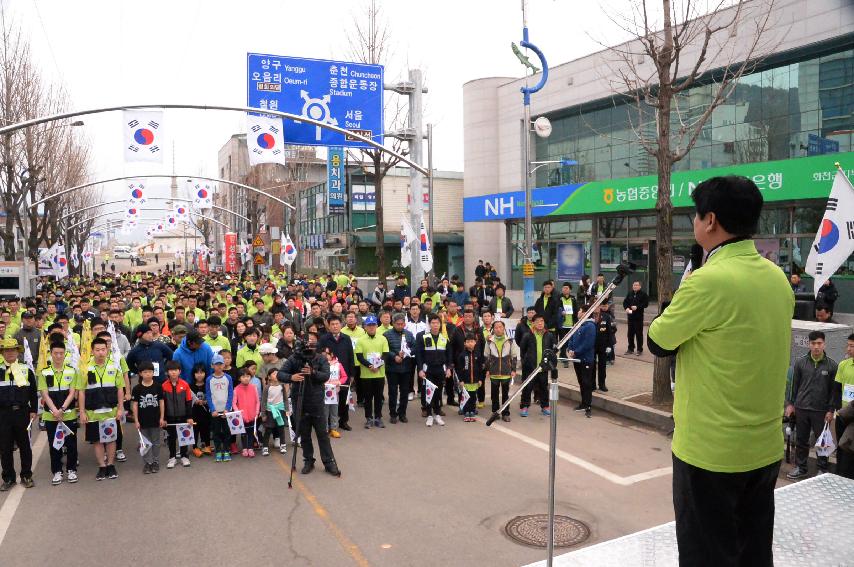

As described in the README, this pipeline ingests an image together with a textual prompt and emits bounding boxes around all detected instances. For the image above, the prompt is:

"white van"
[113,245,132,259]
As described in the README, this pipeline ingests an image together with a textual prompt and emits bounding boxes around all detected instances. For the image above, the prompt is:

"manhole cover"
[504,514,590,548]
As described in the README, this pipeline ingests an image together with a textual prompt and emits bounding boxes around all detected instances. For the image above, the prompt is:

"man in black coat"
[279,331,340,476]
[317,314,355,432]
[594,302,617,391]
[622,281,649,356]
[519,314,557,416]
[534,280,562,333]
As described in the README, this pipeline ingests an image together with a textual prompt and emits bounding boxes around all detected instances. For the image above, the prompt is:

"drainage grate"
[504,514,591,548]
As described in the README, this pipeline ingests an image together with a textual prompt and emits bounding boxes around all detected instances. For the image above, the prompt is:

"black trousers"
[387,370,410,418]
[836,416,854,479]
[352,367,363,404]
[593,348,608,389]
[490,379,510,416]
[362,378,385,420]
[445,376,457,404]
[558,328,571,359]
[626,318,644,352]
[165,420,189,458]
[520,366,548,409]
[673,454,779,567]
[192,406,210,447]
[794,408,829,471]
[0,406,32,482]
[575,362,594,408]
[299,411,336,467]
[422,373,445,416]
[211,416,230,453]
[337,384,350,426]
[46,420,78,474]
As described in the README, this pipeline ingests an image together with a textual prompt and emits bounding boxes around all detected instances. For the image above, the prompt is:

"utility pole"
[408,69,424,285]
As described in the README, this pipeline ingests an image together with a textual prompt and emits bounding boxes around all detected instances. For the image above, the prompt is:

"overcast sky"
[10,0,637,214]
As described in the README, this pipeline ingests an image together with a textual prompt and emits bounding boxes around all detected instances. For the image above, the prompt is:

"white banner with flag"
[50,243,69,279]
[419,220,433,273]
[124,110,163,162]
[154,221,165,235]
[240,244,252,265]
[22,338,34,373]
[125,205,140,220]
[67,328,80,368]
[176,423,195,447]
[806,167,854,296]
[52,421,74,451]
[190,180,214,210]
[247,114,286,166]
[165,214,179,231]
[226,411,245,434]
[400,217,417,268]
[281,234,297,266]
[69,246,79,269]
[424,378,437,404]
[174,203,190,223]
[128,181,147,205]
[99,418,118,443]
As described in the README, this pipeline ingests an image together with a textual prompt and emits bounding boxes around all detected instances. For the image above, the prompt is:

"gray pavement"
[0,392,676,567]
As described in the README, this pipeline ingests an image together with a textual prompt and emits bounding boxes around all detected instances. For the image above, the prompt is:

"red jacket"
[161,378,193,418]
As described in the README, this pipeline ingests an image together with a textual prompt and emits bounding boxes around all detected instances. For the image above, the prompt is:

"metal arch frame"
[30,173,294,211]
[66,208,230,232]
[60,196,250,222]
[83,218,208,242]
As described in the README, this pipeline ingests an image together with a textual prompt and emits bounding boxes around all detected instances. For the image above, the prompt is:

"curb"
[556,381,673,430]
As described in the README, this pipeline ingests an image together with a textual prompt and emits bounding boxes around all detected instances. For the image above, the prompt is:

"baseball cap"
[212,354,224,365]
[363,315,378,326]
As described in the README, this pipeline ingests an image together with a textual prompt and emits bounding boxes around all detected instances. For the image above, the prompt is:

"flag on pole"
[246,114,286,166]
[806,167,854,297]
[99,418,118,443]
[281,235,297,266]
[107,321,123,370]
[419,220,433,273]
[67,328,80,368]
[176,423,195,447]
[225,411,245,434]
[138,431,153,456]
[128,181,147,205]
[174,204,189,223]
[424,378,437,404]
[50,243,69,279]
[400,217,417,268]
[22,338,34,373]
[347,386,356,412]
[52,421,74,450]
[69,246,79,269]
[123,110,163,162]
[240,244,252,265]
[191,181,214,210]
[459,387,470,410]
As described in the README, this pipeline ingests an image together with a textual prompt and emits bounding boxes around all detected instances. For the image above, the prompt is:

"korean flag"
[128,181,147,205]
[324,383,338,405]
[123,110,164,163]
[99,418,118,443]
[176,423,195,447]
[246,114,286,166]
[806,167,854,296]
[138,431,153,456]
[419,220,433,273]
[52,421,74,451]
[174,204,189,223]
[191,180,214,210]
[424,378,437,404]
[226,411,246,435]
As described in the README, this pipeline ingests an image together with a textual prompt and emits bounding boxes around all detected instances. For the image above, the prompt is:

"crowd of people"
[0,265,639,489]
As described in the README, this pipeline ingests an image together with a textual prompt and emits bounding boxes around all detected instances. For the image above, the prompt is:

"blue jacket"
[205,373,233,413]
[567,320,596,364]
[172,339,214,382]
[451,290,469,307]
[126,339,174,384]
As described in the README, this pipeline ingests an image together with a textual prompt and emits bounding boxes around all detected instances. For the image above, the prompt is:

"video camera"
[291,338,316,368]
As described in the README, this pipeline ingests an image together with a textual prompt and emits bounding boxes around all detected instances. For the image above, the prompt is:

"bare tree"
[605,0,778,402]
[346,0,409,282]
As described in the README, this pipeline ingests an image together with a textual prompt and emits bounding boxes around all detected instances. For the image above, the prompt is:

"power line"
[29,0,63,82]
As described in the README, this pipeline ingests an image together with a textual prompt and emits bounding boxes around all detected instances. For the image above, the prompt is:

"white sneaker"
[180,457,191,467]
[426,415,434,427]
[407,392,415,401]
[279,444,287,454]
[66,470,78,483]
[435,415,445,426]
[51,472,63,485]
[273,438,281,448]
[115,450,127,462]
[166,457,177,469]
[262,447,270,456]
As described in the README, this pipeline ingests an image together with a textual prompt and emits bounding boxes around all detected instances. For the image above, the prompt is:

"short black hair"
[808,330,825,342]
[692,175,763,236]
[532,314,545,322]
[848,333,854,342]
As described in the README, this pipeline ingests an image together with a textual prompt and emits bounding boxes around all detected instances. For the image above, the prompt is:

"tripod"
[486,262,634,566]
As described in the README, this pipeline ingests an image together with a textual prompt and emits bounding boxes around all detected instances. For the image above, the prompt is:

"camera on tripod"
[291,339,316,368]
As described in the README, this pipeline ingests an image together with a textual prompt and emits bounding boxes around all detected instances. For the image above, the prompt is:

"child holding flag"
[38,341,81,485]
[161,361,194,469]
[205,354,233,462]
[233,368,260,457]
[190,363,211,457]
[131,361,163,474]
[455,333,485,422]
[259,370,287,456]
[323,347,348,437]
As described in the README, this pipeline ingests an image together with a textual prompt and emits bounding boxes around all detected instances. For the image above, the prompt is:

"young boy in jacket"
[456,333,485,422]
[161,360,195,468]
[485,321,518,422]
[205,354,234,462]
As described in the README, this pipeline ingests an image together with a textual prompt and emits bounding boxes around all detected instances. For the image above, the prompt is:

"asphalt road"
[0,393,675,567]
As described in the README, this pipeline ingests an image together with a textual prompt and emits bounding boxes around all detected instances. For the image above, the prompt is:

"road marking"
[477,417,671,486]
[273,454,371,567]
[0,434,47,549]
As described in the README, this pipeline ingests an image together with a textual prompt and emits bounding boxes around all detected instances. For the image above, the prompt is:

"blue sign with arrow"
[247,53,384,148]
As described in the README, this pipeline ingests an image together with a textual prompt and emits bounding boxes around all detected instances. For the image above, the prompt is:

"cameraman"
[647,176,793,567]
[279,331,341,477]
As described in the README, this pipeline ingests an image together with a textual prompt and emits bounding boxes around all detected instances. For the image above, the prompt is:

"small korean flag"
[459,387,470,410]
[128,181,147,205]
[419,220,433,273]
[138,431,153,456]
[154,222,165,234]
[324,383,338,405]
[125,206,139,220]
[174,204,189,223]
[124,110,164,163]
[424,378,437,404]
[281,234,297,266]
[246,114,286,166]
[806,168,854,295]
[99,418,118,443]
[347,386,356,412]
[193,182,214,210]
[226,411,246,435]
[69,247,79,269]
[52,421,73,451]
[176,423,195,447]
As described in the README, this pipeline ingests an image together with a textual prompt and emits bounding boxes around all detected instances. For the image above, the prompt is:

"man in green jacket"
[648,176,793,567]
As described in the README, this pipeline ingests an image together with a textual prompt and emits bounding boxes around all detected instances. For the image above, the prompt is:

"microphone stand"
[485,262,634,566]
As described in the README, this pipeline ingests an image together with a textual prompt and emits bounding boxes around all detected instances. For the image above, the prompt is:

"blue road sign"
[247,53,384,148]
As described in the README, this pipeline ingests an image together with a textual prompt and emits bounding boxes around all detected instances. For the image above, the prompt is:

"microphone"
[689,244,704,271]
